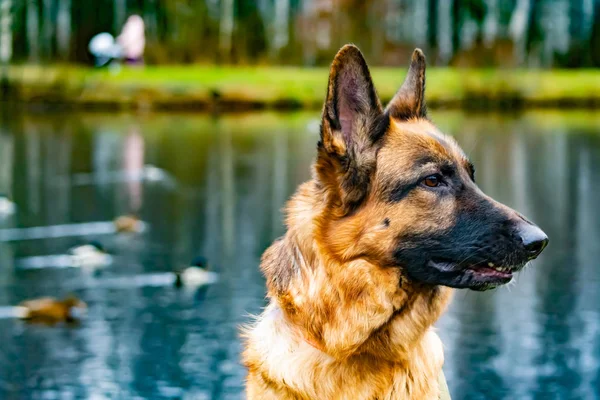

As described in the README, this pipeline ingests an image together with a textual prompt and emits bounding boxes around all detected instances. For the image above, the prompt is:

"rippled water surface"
[0,110,599,399]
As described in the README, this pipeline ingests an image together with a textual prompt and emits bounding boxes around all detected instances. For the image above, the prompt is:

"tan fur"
[243,46,460,399]
[18,296,87,324]
[243,171,454,398]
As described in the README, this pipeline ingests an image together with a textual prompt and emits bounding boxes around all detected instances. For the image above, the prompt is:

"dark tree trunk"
[427,0,438,56]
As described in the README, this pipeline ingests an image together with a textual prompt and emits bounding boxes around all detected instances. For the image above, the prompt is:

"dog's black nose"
[517,223,548,259]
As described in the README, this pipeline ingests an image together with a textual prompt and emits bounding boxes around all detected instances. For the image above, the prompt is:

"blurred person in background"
[117,15,145,65]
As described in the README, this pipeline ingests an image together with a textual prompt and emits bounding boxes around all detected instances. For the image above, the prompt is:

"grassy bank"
[2,65,599,111]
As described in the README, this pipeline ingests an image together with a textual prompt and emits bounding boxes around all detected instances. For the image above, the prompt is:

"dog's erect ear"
[318,45,386,214]
[386,48,427,120]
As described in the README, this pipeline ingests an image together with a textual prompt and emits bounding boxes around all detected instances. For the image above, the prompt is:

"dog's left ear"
[386,48,427,119]
[318,45,385,214]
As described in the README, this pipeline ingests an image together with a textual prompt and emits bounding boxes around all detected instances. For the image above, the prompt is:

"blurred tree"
[26,0,39,62]
[437,0,453,63]
[114,0,126,34]
[427,0,438,57]
[451,0,461,56]
[219,0,235,62]
[541,0,570,67]
[56,0,71,60]
[142,0,158,43]
[272,0,290,55]
[591,0,600,67]
[0,0,11,64]
[235,0,267,63]
[482,0,498,46]
[523,0,545,66]
[41,0,52,60]
[561,0,594,67]
[4,0,598,67]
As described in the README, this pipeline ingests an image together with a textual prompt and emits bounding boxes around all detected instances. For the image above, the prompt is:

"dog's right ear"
[317,45,386,214]
[386,48,427,119]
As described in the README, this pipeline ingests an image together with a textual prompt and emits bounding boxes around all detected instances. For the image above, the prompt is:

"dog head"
[315,45,548,291]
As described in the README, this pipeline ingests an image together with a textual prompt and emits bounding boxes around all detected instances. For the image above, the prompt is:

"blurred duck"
[114,215,145,233]
[14,296,87,323]
[0,195,16,217]
[68,241,112,269]
[174,256,218,288]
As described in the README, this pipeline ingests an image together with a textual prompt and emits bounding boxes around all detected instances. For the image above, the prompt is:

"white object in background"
[16,243,112,271]
[88,32,122,66]
[117,15,145,61]
[68,243,112,269]
[0,306,28,319]
[0,220,147,242]
[175,257,218,287]
[17,254,79,269]
[142,165,176,186]
[69,165,175,188]
[0,196,15,217]
[179,266,219,286]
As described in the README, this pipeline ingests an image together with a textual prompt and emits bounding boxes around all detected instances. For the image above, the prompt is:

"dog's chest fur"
[244,303,446,400]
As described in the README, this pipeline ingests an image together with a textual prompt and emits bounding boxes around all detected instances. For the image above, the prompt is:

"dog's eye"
[422,175,441,188]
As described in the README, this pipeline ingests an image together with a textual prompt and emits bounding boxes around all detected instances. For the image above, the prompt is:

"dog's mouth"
[427,258,525,290]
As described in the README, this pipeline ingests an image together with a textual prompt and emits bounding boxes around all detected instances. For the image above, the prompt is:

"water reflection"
[0,111,599,399]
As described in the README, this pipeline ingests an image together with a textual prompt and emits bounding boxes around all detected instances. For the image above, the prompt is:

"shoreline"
[2,65,599,112]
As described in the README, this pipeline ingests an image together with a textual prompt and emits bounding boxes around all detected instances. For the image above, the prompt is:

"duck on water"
[174,256,218,288]
[11,296,88,324]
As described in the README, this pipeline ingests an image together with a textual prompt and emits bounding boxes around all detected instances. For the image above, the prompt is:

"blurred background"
[0,0,599,66]
[0,1,599,399]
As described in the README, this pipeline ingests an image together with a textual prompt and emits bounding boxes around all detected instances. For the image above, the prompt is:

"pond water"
[0,110,599,399]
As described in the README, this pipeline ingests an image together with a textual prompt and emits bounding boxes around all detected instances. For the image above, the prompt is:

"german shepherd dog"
[243,45,548,399]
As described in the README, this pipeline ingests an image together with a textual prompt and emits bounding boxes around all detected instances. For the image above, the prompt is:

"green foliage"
[5,65,599,110]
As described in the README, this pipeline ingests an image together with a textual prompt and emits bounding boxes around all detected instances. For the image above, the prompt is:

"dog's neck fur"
[244,180,454,398]
[263,180,453,362]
